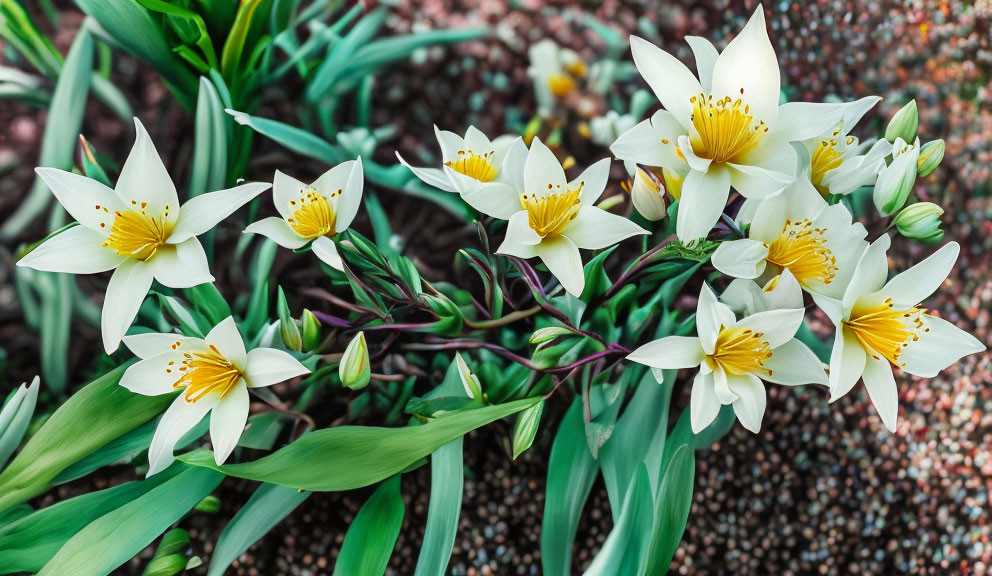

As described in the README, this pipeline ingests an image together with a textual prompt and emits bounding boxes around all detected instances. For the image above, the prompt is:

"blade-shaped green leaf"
[644,444,696,575]
[333,474,404,576]
[583,464,654,576]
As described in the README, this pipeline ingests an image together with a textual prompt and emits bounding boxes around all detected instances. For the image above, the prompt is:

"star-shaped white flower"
[711,178,868,299]
[243,159,363,270]
[527,38,587,116]
[812,236,985,432]
[17,118,270,354]
[491,137,647,297]
[610,6,866,241]
[396,126,528,217]
[628,283,828,433]
[119,316,310,476]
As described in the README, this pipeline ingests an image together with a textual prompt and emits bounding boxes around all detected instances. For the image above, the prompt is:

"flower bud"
[142,555,188,576]
[277,287,302,352]
[155,529,190,557]
[873,138,920,216]
[917,139,945,178]
[301,309,322,351]
[339,332,370,390]
[512,400,544,459]
[628,166,667,221]
[454,353,482,400]
[894,202,944,243]
[885,100,918,143]
[193,495,221,514]
[529,326,574,345]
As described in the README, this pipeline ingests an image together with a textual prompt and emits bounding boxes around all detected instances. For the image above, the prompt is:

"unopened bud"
[277,287,302,351]
[301,309,322,351]
[529,326,573,345]
[155,529,190,558]
[894,202,944,243]
[339,332,370,390]
[917,139,944,178]
[454,353,482,400]
[873,138,920,216]
[142,555,188,576]
[512,400,544,459]
[885,100,919,143]
[194,495,221,514]
[628,166,667,221]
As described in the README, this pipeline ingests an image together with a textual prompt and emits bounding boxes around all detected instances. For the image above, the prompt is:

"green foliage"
[333,474,405,576]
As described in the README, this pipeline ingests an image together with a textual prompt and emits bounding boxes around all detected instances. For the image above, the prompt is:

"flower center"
[521,184,583,238]
[843,298,926,367]
[689,92,768,164]
[287,187,338,239]
[764,219,837,287]
[446,150,498,182]
[810,133,852,197]
[169,342,242,403]
[100,202,171,261]
[548,74,577,97]
[708,325,773,376]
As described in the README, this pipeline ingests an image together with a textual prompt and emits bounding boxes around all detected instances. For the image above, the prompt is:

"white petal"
[311,236,343,270]
[861,354,898,432]
[17,225,125,274]
[434,125,466,163]
[828,327,866,400]
[838,96,882,134]
[205,316,247,369]
[502,210,542,246]
[571,158,611,207]
[210,382,249,465]
[147,393,217,476]
[720,278,762,315]
[495,137,528,194]
[739,137,798,179]
[697,283,737,354]
[727,162,793,199]
[711,239,769,279]
[677,135,713,173]
[609,110,686,169]
[685,36,718,93]
[774,102,846,143]
[759,268,804,310]
[170,182,271,244]
[627,336,705,369]
[244,347,310,388]
[148,238,214,289]
[102,260,155,354]
[675,168,730,241]
[561,207,646,250]
[122,332,194,359]
[117,118,180,228]
[120,351,187,396]
[629,35,702,128]
[843,234,891,314]
[273,170,310,220]
[711,7,779,128]
[763,338,828,386]
[712,366,739,404]
[728,372,766,433]
[690,370,721,433]
[35,168,123,232]
[535,235,584,297]
[524,137,567,196]
[458,178,522,220]
[314,158,363,232]
[811,292,844,325]
[880,242,958,309]
[900,315,985,378]
[396,152,456,192]
[735,307,803,349]
[243,217,308,249]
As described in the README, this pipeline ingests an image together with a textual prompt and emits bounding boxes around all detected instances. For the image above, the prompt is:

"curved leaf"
[333,475,404,576]
[644,444,696,575]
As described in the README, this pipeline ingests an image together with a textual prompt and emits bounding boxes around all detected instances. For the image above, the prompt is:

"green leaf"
[644,444,696,575]
[185,283,232,326]
[0,465,184,574]
[228,108,342,164]
[0,376,39,470]
[541,398,599,576]
[511,399,543,460]
[207,483,310,576]
[583,464,654,575]
[178,398,538,491]
[0,363,172,512]
[333,475,404,576]
[37,465,224,576]
[189,75,229,197]
[579,245,618,304]
[413,438,462,576]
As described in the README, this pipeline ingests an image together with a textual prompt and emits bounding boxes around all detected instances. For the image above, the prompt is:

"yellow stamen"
[810,137,844,197]
[445,149,498,182]
[521,184,583,238]
[765,219,837,287]
[287,187,338,239]
[708,325,773,376]
[563,61,587,78]
[171,343,242,403]
[843,298,926,367]
[548,74,577,97]
[689,92,768,164]
[101,203,171,261]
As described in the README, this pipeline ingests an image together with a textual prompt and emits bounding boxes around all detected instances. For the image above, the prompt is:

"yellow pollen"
[521,184,583,238]
[548,74,577,97]
[172,344,242,403]
[445,149,498,182]
[708,325,773,376]
[765,219,838,287]
[843,298,927,367]
[689,92,768,164]
[287,187,338,239]
[563,61,587,78]
[810,139,844,197]
[101,206,171,261]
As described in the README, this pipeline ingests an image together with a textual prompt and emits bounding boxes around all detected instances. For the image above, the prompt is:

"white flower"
[16,118,270,354]
[813,237,985,432]
[610,7,865,241]
[711,178,868,299]
[721,267,804,315]
[119,316,310,476]
[873,137,920,216]
[527,39,586,115]
[799,96,893,198]
[396,126,528,217]
[626,165,683,221]
[628,283,828,433]
[243,159,364,270]
[491,138,647,297]
[588,111,637,148]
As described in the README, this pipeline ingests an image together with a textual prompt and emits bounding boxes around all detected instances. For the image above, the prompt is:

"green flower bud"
[154,529,190,558]
[339,332,370,390]
[454,353,483,400]
[301,309,322,351]
[885,100,918,143]
[193,495,221,514]
[512,400,544,459]
[917,139,945,178]
[873,138,920,216]
[894,202,944,243]
[529,326,574,345]
[277,286,302,352]
[141,555,188,576]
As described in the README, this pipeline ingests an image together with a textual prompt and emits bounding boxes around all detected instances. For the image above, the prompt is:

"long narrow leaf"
[333,474,404,576]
